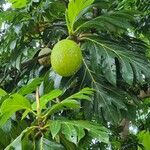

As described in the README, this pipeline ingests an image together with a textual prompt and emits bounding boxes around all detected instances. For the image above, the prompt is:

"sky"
[2,2,11,11]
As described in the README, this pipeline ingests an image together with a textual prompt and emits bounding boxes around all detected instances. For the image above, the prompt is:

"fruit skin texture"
[38,48,51,66]
[51,39,82,77]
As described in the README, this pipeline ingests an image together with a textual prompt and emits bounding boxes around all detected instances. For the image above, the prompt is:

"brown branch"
[93,7,100,17]
[120,118,130,140]
[138,88,150,98]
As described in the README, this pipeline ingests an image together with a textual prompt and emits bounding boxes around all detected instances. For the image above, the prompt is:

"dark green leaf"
[36,136,65,150]
[50,121,61,139]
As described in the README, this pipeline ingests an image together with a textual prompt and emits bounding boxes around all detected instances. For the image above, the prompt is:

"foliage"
[0,0,150,149]
[0,86,110,149]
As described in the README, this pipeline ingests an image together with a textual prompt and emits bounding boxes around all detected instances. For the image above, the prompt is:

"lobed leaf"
[49,120,109,145]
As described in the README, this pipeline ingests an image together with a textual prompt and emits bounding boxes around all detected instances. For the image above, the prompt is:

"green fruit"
[38,48,51,66]
[51,39,82,77]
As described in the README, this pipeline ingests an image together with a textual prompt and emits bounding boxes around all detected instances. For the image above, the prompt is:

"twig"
[36,87,41,117]
[138,88,150,98]
[120,118,130,140]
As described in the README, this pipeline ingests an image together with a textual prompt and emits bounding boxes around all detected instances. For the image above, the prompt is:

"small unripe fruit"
[38,48,51,66]
[51,39,82,77]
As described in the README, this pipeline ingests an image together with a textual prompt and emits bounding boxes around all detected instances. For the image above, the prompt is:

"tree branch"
[21,52,51,70]
[120,118,130,140]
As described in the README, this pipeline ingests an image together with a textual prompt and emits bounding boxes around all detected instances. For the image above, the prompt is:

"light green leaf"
[0,11,17,26]
[18,77,43,96]
[32,89,62,111]
[50,121,61,139]
[0,94,32,127]
[1,94,31,113]
[7,0,28,8]
[138,130,150,150]
[0,88,7,97]
[66,0,94,34]
[21,110,30,120]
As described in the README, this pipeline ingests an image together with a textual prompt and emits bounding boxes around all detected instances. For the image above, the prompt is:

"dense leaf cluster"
[0,0,150,149]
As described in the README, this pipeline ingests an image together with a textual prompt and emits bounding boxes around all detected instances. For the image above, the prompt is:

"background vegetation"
[0,0,150,149]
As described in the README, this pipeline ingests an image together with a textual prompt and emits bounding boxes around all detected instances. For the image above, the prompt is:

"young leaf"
[32,89,62,111]
[66,0,94,34]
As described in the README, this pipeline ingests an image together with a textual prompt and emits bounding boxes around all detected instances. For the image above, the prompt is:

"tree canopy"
[0,0,150,149]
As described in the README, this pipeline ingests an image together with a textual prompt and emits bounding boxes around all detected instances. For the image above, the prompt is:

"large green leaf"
[81,58,135,123]
[75,11,134,33]
[50,120,109,145]
[66,0,94,34]
[83,35,150,85]
[0,94,32,127]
